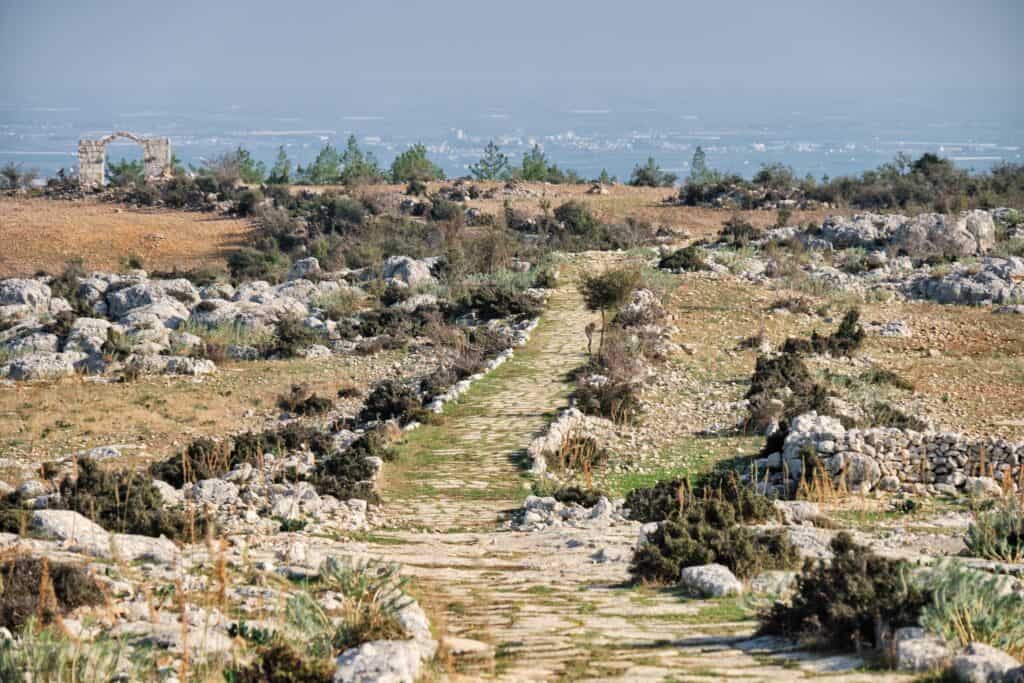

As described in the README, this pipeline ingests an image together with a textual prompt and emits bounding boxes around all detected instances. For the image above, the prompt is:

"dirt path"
[313,263,912,681]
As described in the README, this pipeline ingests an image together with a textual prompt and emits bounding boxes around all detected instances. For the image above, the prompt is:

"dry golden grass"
[320,180,846,241]
[0,197,255,277]
[0,350,411,469]
[663,275,1024,440]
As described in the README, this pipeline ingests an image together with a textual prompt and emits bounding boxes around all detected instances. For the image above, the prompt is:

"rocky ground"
[1,188,1023,681]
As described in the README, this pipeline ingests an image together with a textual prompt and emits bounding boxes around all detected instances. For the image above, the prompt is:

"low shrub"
[454,284,542,321]
[0,617,127,682]
[310,435,383,501]
[225,641,334,683]
[630,500,796,583]
[278,384,334,416]
[745,350,829,429]
[359,380,424,425]
[270,316,325,358]
[0,557,105,630]
[553,200,598,235]
[626,472,776,524]
[964,497,1024,562]
[860,402,930,431]
[718,216,762,247]
[629,474,791,583]
[152,423,334,487]
[781,309,865,357]
[759,533,930,651]
[60,458,209,541]
[767,296,815,316]
[658,245,709,272]
[278,556,409,666]
[551,486,607,508]
[860,367,915,391]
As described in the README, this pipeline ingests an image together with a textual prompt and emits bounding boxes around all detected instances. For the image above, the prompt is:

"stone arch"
[77,131,172,188]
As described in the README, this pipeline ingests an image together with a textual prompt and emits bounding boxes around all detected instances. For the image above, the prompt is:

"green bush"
[745,350,830,429]
[270,317,325,358]
[429,198,461,222]
[228,247,291,283]
[60,458,209,540]
[390,143,444,183]
[629,157,677,187]
[718,216,762,247]
[782,309,865,357]
[552,486,607,507]
[626,473,775,524]
[0,557,105,630]
[630,498,795,582]
[358,380,423,425]
[278,384,334,416]
[964,498,1024,562]
[553,200,598,235]
[658,245,708,272]
[225,641,334,683]
[759,533,930,651]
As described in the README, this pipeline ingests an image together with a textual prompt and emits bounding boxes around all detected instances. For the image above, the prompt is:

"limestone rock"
[288,257,322,281]
[382,256,435,288]
[678,563,743,598]
[894,627,952,673]
[952,642,1020,683]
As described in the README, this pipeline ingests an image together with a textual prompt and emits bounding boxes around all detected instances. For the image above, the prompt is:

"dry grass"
[661,275,1024,441]
[0,349,413,471]
[0,197,255,277]
[330,180,844,241]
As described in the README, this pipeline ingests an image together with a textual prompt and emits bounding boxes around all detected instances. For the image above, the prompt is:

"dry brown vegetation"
[0,197,255,277]
[0,349,417,472]
[662,276,1024,441]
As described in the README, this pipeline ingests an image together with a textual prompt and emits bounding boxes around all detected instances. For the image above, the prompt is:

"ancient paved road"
[313,259,912,681]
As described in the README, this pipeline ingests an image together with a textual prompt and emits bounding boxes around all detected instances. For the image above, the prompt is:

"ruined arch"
[77,131,172,188]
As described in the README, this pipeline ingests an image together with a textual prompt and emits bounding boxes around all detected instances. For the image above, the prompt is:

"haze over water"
[2,0,1021,181]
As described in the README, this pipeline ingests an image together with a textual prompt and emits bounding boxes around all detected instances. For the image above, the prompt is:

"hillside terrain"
[0,180,1021,682]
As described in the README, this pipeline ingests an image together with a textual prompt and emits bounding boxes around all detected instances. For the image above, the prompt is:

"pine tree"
[519,144,549,181]
[267,146,292,185]
[469,140,511,181]
[390,143,445,183]
[690,146,709,185]
[339,135,384,185]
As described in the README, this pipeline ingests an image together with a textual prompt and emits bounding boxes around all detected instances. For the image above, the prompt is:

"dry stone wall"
[77,131,172,187]
[757,412,1022,496]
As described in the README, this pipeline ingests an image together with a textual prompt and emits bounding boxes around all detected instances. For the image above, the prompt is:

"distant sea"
[1,104,1021,183]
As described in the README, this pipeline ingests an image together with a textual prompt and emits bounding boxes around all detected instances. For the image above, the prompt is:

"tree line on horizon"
[24,132,1023,213]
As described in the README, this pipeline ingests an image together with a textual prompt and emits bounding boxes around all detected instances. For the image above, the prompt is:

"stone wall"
[77,132,172,188]
[756,412,1022,496]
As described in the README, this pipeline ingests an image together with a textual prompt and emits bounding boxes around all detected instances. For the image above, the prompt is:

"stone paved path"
[318,260,913,681]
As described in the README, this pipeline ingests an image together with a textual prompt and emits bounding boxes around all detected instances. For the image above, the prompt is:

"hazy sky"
[2,0,1021,114]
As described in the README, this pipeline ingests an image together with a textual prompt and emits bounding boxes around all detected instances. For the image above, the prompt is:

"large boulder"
[120,300,191,330]
[820,213,905,248]
[0,279,52,312]
[31,509,179,564]
[892,210,996,259]
[125,354,216,377]
[2,331,59,355]
[2,351,86,380]
[894,627,952,673]
[64,318,113,355]
[952,642,1020,683]
[677,563,743,598]
[287,257,321,281]
[383,256,436,288]
[106,279,200,318]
